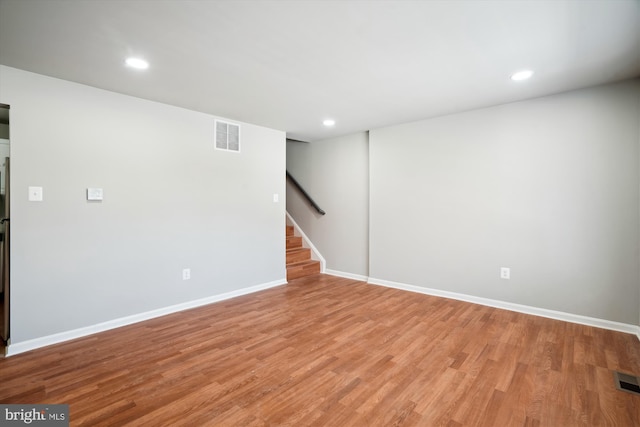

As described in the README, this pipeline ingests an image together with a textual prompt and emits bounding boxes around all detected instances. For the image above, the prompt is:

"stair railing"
[286,170,326,215]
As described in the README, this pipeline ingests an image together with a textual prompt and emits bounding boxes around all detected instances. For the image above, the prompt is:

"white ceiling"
[0,0,639,141]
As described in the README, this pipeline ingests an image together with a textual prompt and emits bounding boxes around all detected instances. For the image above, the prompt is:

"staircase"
[286,225,320,280]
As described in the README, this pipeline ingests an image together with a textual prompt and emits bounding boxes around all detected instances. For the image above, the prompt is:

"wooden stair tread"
[286,237,303,250]
[286,259,319,268]
[286,247,311,264]
[286,259,321,280]
[286,247,308,254]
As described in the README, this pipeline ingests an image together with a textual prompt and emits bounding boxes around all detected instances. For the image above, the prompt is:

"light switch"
[87,188,103,201]
[273,193,279,203]
[28,186,43,202]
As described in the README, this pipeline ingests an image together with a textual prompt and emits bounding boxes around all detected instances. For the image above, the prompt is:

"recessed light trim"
[323,119,335,127]
[511,70,534,81]
[125,57,149,70]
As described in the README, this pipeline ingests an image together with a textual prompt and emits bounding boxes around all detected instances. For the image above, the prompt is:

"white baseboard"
[325,269,369,282]
[286,212,326,272]
[6,278,287,357]
[368,277,640,338]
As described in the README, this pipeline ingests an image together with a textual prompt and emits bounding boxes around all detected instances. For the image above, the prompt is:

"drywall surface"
[0,65,286,343]
[370,80,640,325]
[286,133,369,276]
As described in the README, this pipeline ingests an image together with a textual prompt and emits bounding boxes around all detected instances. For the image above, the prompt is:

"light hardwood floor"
[1,274,640,426]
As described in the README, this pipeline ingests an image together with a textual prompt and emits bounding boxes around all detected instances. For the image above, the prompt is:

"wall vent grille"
[215,120,240,152]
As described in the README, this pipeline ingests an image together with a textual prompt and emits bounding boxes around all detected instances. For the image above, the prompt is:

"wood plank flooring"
[1,274,640,426]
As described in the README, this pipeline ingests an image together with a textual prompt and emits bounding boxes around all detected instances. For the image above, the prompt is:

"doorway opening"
[0,103,10,355]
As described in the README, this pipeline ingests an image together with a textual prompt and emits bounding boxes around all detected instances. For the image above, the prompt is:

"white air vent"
[215,120,240,152]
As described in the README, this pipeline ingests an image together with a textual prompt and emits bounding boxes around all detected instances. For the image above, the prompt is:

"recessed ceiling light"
[125,57,149,70]
[323,119,335,127]
[511,70,534,81]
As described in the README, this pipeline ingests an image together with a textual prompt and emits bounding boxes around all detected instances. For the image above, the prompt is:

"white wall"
[0,66,286,344]
[370,80,640,325]
[286,133,369,277]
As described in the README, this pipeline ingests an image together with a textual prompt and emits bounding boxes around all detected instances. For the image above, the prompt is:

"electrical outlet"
[182,268,191,280]
[500,267,510,280]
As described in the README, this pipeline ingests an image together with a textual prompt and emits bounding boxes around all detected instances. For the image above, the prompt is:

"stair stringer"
[286,211,326,274]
